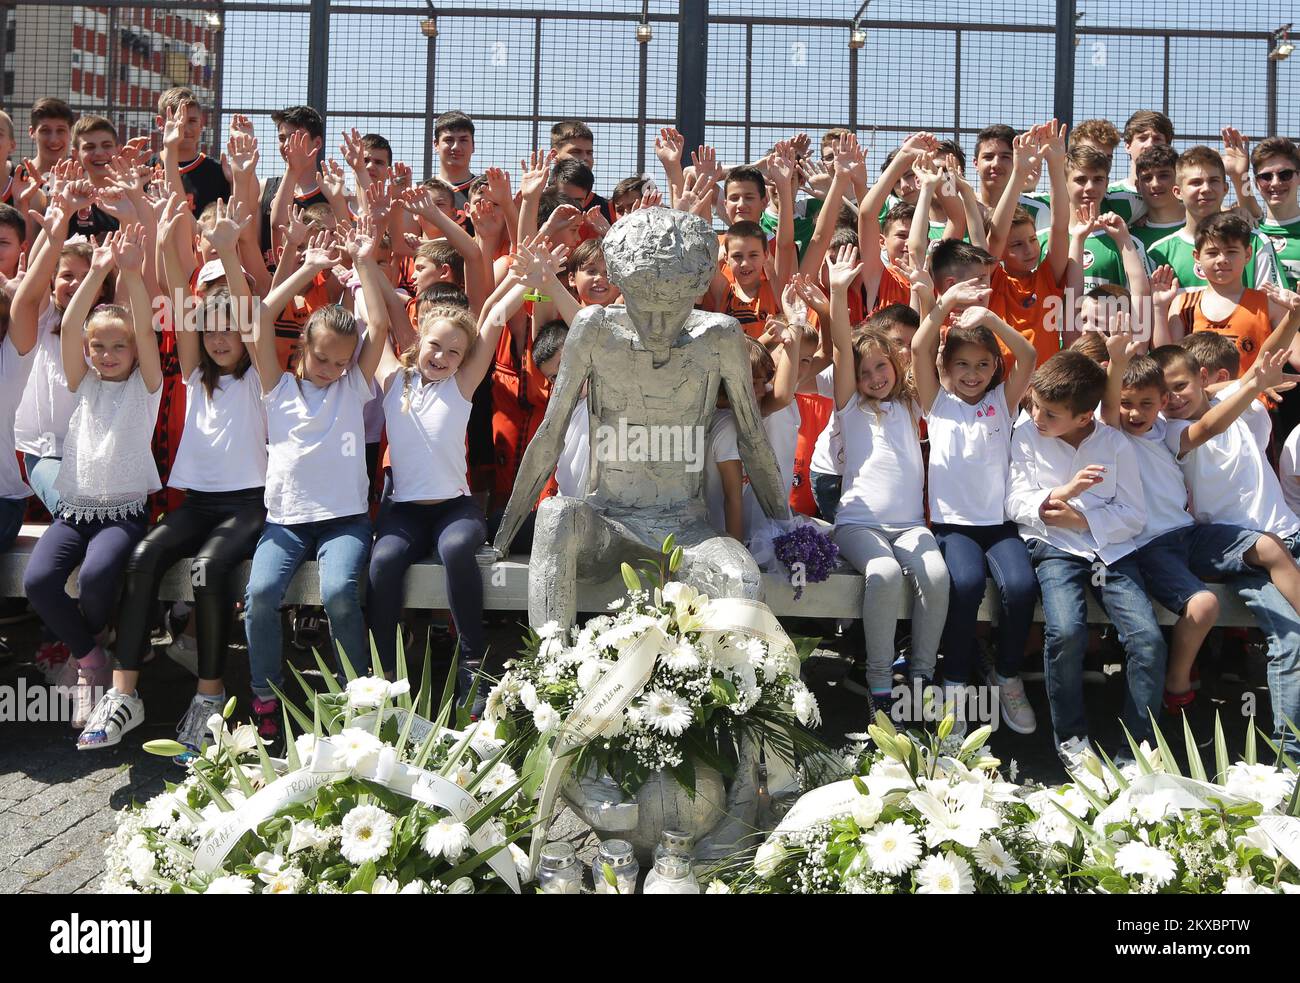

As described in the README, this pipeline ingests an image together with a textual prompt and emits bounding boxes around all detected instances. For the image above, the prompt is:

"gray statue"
[492,206,791,629]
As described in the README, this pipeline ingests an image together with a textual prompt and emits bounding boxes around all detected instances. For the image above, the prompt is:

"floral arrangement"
[712,710,1300,895]
[103,643,535,894]
[772,523,840,601]
[487,537,825,797]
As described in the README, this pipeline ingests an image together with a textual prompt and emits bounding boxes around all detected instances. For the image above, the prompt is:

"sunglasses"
[1257,168,1297,183]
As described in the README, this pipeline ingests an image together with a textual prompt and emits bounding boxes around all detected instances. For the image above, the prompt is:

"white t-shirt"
[1125,418,1194,546]
[263,367,374,525]
[54,369,163,521]
[555,397,590,499]
[1170,394,1300,538]
[168,368,268,492]
[1280,423,1300,520]
[810,365,844,476]
[15,304,82,458]
[0,334,38,499]
[704,408,742,537]
[763,398,801,500]
[836,397,925,529]
[382,369,472,503]
[925,384,1011,525]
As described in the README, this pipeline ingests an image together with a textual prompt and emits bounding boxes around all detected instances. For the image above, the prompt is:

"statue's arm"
[492,307,598,555]
[717,320,791,521]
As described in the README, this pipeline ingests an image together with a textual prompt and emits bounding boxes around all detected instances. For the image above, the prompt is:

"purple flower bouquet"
[772,523,840,601]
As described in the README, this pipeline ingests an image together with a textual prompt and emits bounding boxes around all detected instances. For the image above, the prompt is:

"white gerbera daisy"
[863,819,922,876]
[915,850,974,894]
[345,675,392,710]
[422,817,472,860]
[1225,763,1294,811]
[972,838,1019,881]
[792,684,821,727]
[1114,842,1178,887]
[336,727,383,772]
[640,689,693,737]
[204,875,255,894]
[480,763,520,801]
[664,640,702,673]
[532,702,561,734]
[339,804,396,864]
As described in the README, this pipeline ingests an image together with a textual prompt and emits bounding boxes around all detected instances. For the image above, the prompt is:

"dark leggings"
[934,521,1039,684]
[114,488,266,676]
[23,512,149,659]
[368,497,488,675]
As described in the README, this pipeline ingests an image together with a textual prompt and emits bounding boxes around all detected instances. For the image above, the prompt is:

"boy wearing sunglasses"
[1254,138,1300,288]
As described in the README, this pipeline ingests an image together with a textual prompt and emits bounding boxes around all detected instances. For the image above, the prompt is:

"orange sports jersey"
[1173,288,1273,374]
[715,263,779,338]
[490,324,551,511]
[991,263,1066,368]
[273,273,332,371]
[149,311,187,520]
[791,391,832,516]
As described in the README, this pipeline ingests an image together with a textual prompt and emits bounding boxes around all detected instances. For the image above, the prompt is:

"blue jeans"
[810,471,842,524]
[934,522,1038,683]
[1225,574,1300,762]
[24,454,61,517]
[244,515,372,700]
[1027,540,1167,746]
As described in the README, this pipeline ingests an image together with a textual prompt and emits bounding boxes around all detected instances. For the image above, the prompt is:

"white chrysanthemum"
[850,793,883,830]
[204,875,254,894]
[142,792,179,829]
[126,844,155,884]
[916,850,975,894]
[863,819,922,876]
[345,675,392,710]
[1225,763,1294,811]
[664,640,702,673]
[1114,842,1178,887]
[753,840,787,879]
[537,620,564,639]
[336,727,383,772]
[640,689,693,737]
[422,818,472,860]
[792,684,821,727]
[288,820,330,855]
[339,804,396,864]
[532,702,561,734]
[1133,791,1175,825]
[705,879,731,894]
[972,838,1019,881]
[517,681,539,712]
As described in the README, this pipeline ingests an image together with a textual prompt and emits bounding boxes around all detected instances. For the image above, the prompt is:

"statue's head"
[603,208,717,312]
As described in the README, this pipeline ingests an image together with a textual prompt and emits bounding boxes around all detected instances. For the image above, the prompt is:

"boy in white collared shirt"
[1006,351,1166,771]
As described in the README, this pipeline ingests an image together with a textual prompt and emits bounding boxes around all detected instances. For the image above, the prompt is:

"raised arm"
[989,128,1039,259]
[254,229,339,392]
[950,156,988,251]
[1222,126,1263,224]
[909,155,944,275]
[1148,264,1180,348]
[1100,317,1144,430]
[516,147,556,245]
[11,198,73,356]
[61,233,118,392]
[268,130,317,261]
[400,185,489,314]
[912,277,994,413]
[340,219,390,385]
[113,224,163,394]
[826,243,865,411]
[766,143,798,293]
[654,128,687,207]
[757,318,799,415]
[1182,349,1287,455]
[799,139,853,279]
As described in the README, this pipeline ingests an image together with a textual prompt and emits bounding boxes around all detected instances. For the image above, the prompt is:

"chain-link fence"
[2,0,1298,200]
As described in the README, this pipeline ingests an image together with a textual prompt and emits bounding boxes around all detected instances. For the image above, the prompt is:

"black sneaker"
[291,607,330,652]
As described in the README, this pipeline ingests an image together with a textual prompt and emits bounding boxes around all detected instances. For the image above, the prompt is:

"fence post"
[306,0,330,119]
[1053,0,1076,125]
[676,0,708,152]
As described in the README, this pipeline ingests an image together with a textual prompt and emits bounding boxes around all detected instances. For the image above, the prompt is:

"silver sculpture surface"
[492,206,791,628]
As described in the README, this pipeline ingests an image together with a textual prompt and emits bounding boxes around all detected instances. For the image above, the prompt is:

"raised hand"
[1149,264,1180,310]
[539,202,582,242]
[654,127,686,168]
[781,281,809,325]
[202,198,249,254]
[283,129,317,175]
[156,192,191,247]
[340,216,377,263]
[339,128,367,173]
[825,243,863,293]
[1039,119,1068,163]
[94,187,139,223]
[1262,280,1300,311]
[581,205,611,238]
[889,254,935,297]
[629,187,663,212]
[226,130,260,179]
[1255,348,1289,393]
[91,231,119,274]
[791,272,830,315]
[832,132,868,185]
[954,305,991,330]
[111,223,147,274]
[942,276,993,311]
[912,153,946,192]
[318,158,347,205]
[797,157,833,199]
[398,185,438,221]
[1103,312,1143,362]
[690,144,722,184]
[1070,202,1101,237]
[1095,211,1132,245]
[0,252,28,295]
[899,131,939,162]
[280,205,312,248]
[228,114,255,139]
[392,161,413,193]
[468,197,504,239]
[1221,125,1251,186]
[302,229,341,270]
[674,169,717,217]
[363,179,392,225]
[519,147,556,199]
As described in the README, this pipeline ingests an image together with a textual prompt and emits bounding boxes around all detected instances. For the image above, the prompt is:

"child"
[1005,351,1165,767]
[709,220,785,337]
[67,116,124,240]
[913,279,1040,735]
[1104,336,1300,726]
[22,225,163,732]
[551,119,616,224]
[1254,137,1300,287]
[259,105,330,264]
[80,198,267,754]
[1062,149,1151,295]
[826,245,949,709]
[153,87,230,217]
[26,97,76,180]
[1164,213,1295,373]
[1148,147,1287,292]
[434,110,477,212]
[1180,331,1240,384]
[1130,145,1184,254]
[974,123,1051,231]
[0,215,41,553]
[243,224,389,742]
[1108,110,1175,222]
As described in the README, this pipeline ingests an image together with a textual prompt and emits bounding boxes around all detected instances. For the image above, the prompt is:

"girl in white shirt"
[826,245,950,709]
[913,284,1040,734]
[80,197,269,755]
[22,225,163,736]
[242,225,389,743]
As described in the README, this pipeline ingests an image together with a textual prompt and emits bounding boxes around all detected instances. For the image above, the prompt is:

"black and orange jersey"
[149,152,230,218]
[68,203,119,241]
[1173,287,1274,375]
[258,175,330,267]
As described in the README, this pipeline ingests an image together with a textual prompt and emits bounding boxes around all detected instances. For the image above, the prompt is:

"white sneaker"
[166,632,199,675]
[77,688,144,750]
[175,692,224,764]
[1056,735,1092,774]
[994,674,1037,735]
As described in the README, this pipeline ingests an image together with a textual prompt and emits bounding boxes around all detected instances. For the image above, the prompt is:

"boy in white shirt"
[1005,351,1165,770]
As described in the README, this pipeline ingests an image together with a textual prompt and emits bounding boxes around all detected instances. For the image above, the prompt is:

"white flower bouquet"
[103,642,535,895]
[717,709,1300,895]
[487,537,825,800]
